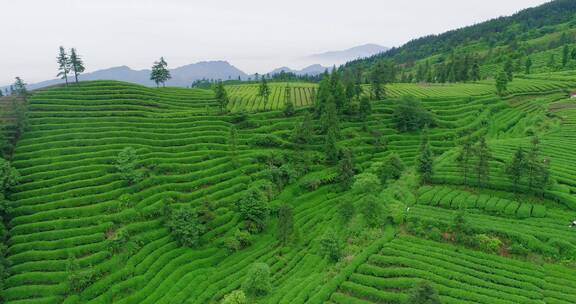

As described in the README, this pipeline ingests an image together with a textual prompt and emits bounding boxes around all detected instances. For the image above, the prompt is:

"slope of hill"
[345,0,576,78]
[2,74,576,303]
[3,1,576,304]
[223,72,576,113]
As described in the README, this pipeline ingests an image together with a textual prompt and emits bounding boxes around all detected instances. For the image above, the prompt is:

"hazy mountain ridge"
[0,44,386,91]
[3,61,248,91]
[2,62,331,91]
[307,43,389,64]
[266,64,330,76]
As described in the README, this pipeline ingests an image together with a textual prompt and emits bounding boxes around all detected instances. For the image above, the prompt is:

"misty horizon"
[2,0,550,85]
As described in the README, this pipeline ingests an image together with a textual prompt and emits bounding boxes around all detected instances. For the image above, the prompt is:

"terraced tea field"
[330,236,576,304]
[226,82,317,112]
[224,74,576,113]
[2,77,576,304]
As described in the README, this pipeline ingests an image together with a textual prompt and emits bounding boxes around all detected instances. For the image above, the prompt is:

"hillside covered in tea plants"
[1,1,576,304]
[0,67,575,304]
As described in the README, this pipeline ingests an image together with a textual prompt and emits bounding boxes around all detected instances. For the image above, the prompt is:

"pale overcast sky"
[1,0,550,85]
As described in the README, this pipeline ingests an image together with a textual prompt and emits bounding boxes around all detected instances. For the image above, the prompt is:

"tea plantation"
[0,69,575,304]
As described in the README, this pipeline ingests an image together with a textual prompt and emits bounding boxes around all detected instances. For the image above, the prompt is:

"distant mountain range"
[306,43,389,65]
[266,64,329,77]
[10,61,247,91]
[2,62,332,91]
[1,44,388,91]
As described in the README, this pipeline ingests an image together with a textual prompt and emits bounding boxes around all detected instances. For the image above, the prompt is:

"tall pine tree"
[475,137,491,188]
[214,81,229,113]
[457,137,474,185]
[56,46,70,86]
[416,132,434,184]
[506,147,526,193]
[69,48,85,84]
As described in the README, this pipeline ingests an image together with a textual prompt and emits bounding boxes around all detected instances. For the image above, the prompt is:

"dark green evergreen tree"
[291,112,313,145]
[214,81,229,113]
[393,96,434,132]
[56,46,70,86]
[277,204,294,247]
[324,127,339,165]
[13,77,28,97]
[471,58,481,81]
[320,100,339,136]
[69,48,85,84]
[338,148,355,189]
[283,85,295,117]
[358,96,372,121]
[314,72,331,116]
[329,68,347,111]
[525,136,551,195]
[370,62,385,100]
[506,147,526,193]
[547,54,556,70]
[495,70,508,96]
[525,57,533,74]
[416,132,434,184]
[457,137,474,185]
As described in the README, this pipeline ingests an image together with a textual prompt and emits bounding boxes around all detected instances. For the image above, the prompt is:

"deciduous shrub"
[166,206,205,247]
[0,158,20,193]
[221,290,247,304]
[407,281,441,304]
[386,201,406,225]
[220,229,252,254]
[236,187,269,233]
[66,256,98,294]
[474,234,502,254]
[352,173,381,195]
[338,200,355,224]
[115,147,144,184]
[360,194,383,227]
[370,153,405,184]
[107,228,129,254]
[319,229,342,262]
[242,263,271,297]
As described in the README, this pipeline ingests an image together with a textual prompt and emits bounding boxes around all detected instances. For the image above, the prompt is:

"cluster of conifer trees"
[56,46,85,85]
